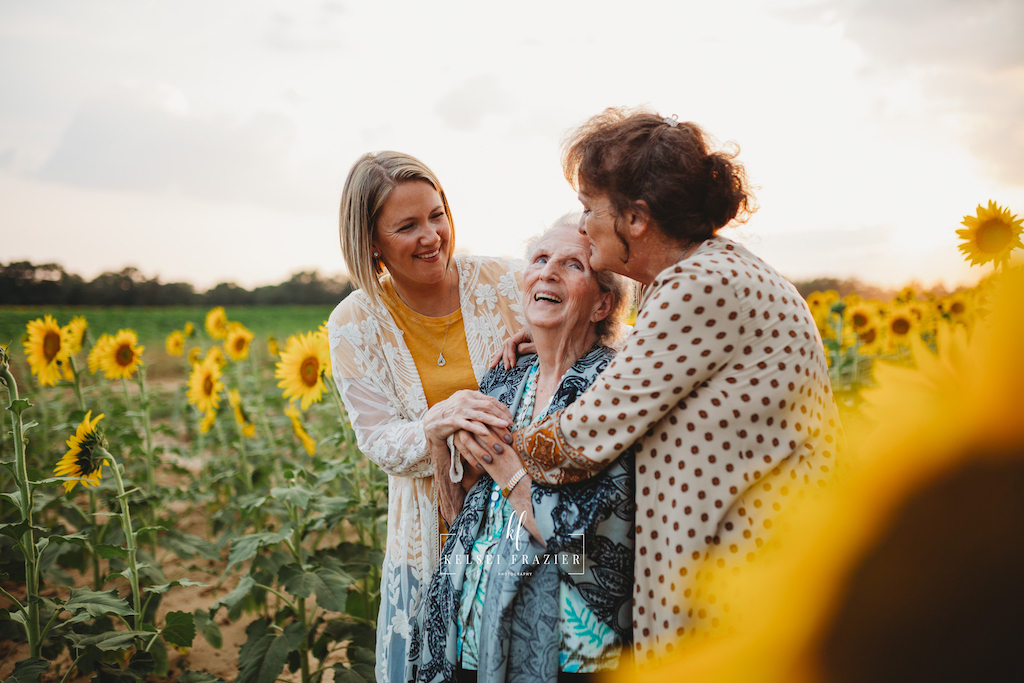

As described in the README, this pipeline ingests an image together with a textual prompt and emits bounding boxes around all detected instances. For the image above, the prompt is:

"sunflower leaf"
[209,575,256,615]
[161,611,195,648]
[7,399,32,416]
[2,657,50,683]
[225,525,294,574]
[95,544,129,560]
[63,587,135,618]
[65,630,149,651]
[193,608,223,649]
[0,492,21,514]
[161,529,221,561]
[144,578,207,594]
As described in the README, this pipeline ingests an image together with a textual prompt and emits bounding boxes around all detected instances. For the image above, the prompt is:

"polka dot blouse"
[513,236,843,664]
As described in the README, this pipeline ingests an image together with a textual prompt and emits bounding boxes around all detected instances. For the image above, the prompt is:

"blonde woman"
[327,151,524,683]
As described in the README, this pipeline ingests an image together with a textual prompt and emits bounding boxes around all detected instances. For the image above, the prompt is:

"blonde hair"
[339,151,455,303]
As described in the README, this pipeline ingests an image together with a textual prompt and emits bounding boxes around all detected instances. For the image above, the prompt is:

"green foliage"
[0,305,387,683]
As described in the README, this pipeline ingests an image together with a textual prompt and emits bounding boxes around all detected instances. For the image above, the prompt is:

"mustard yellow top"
[381,279,478,408]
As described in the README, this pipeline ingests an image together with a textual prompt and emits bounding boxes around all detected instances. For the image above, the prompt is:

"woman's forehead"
[533,225,588,255]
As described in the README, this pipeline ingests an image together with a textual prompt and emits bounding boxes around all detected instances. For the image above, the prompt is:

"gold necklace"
[395,269,457,367]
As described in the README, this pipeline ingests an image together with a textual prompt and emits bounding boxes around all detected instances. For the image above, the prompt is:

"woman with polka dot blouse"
[460,107,843,666]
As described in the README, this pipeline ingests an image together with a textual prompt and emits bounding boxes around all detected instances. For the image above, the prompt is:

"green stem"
[59,653,86,683]
[252,583,297,612]
[134,367,159,559]
[102,447,143,631]
[68,355,86,412]
[88,490,103,589]
[0,584,24,611]
[1,360,40,658]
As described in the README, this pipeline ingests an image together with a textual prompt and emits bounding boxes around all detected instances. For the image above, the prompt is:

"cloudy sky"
[2,0,1022,291]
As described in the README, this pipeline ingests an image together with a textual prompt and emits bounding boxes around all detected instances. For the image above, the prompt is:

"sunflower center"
[116,344,134,367]
[300,357,320,387]
[852,312,868,328]
[891,318,911,336]
[43,330,61,362]
[203,375,214,396]
[860,328,877,344]
[976,220,1012,254]
[951,302,965,315]
[234,339,245,352]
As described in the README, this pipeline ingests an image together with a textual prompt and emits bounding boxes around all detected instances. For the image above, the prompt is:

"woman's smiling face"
[524,224,608,337]
[373,180,451,293]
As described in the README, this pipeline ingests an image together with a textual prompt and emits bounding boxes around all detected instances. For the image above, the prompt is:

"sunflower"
[628,269,1024,683]
[199,409,217,434]
[275,331,330,410]
[896,285,917,303]
[205,307,229,340]
[227,388,256,438]
[63,315,88,355]
[53,411,109,492]
[188,357,224,414]
[206,345,227,368]
[267,335,280,357]
[225,323,254,362]
[284,404,317,455]
[845,302,877,334]
[187,346,203,366]
[183,321,195,337]
[166,330,185,356]
[23,315,72,386]
[97,330,144,380]
[939,292,973,328]
[956,200,1023,267]
[883,305,918,351]
[856,322,884,355]
[316,323,333,378]
[87,334,114,374]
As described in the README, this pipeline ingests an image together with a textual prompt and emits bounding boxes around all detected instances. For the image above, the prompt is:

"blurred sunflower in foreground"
[54,411,109,492]
[205,306,229,340]
[23,315,71,386]
[227,388,256,438]
[96,330,145,380]
[284,404,317,455]
[956,200,1023,268]
[166,330,185,356]
[63,315,88,355]
[188,356,224,414]
[225,322,254,361]
[631,267,1024,683]
[275,331,330,410]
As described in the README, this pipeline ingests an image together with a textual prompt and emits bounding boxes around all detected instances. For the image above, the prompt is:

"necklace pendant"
[437,353,446,367]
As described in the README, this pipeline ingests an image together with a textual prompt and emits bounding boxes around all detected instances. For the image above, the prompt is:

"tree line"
[0,262,353,306]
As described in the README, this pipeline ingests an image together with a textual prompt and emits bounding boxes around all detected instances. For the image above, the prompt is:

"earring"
[373,251,380,258]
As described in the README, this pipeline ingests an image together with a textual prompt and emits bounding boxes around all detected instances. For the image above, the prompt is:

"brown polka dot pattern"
[514,236,844,666]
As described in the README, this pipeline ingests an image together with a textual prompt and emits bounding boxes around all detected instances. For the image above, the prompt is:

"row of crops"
[2,306,385,682]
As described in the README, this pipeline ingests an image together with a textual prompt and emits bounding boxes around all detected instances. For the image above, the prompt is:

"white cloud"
[787,0,1024,186]
[434,75,513,132]
[35,83,332,211]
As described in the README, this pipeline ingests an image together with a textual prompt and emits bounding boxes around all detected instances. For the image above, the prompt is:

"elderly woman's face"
[524,224,607,336]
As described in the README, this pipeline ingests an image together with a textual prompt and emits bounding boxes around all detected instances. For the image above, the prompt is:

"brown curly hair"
[562,106,756,245]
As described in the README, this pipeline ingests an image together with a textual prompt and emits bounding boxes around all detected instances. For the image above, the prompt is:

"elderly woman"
[328,151,525,683]
[459,108,844,666]
[412,218,634,683]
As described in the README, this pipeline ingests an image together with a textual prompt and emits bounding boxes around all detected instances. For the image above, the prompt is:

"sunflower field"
[1,200,1022,683]
[1,305,386,682]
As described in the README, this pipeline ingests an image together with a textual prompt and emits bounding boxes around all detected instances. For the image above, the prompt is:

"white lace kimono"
[327,255,525,683]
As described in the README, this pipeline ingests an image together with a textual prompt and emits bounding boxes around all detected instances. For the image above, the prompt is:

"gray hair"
[525,212,633,345]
